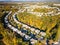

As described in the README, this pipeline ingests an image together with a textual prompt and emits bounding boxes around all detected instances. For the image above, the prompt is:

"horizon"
[0,0,60,2]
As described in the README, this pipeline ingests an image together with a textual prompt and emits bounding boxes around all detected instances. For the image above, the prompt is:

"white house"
[40,32,46,36]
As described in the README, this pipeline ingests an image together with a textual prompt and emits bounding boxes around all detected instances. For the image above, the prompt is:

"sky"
[0,0,60,2]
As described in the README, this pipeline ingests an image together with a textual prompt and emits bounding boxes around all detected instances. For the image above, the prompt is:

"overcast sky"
[0,0,60,2]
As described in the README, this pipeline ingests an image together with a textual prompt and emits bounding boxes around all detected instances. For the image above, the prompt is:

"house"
[35,30,40,34]
[53,42,58,45]
[30,28,35,32]
[30,38,37,45]
[25,35,31,40]
[40,32,46,36]
[21,33,25,37]
[5,20,8,23]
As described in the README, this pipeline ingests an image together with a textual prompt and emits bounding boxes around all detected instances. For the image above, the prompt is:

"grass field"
[0,2,60,45]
